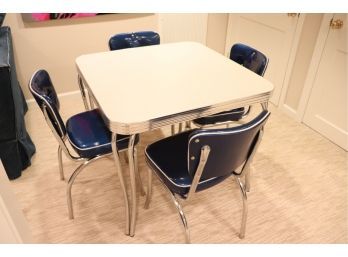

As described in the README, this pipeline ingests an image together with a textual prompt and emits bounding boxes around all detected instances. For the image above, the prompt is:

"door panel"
[303,14,347,150]
[225,14,300,105]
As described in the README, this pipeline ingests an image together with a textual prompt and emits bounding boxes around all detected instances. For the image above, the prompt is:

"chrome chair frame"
[29,71,144,235]
[41,102,140,225]
[144,123,265,243]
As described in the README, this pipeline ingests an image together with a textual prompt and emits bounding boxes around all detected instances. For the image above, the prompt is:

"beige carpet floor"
[10,93,347,243]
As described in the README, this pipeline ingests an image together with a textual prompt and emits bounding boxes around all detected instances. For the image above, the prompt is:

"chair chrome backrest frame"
[185,145,211,201]
[29,70,81,161]
[185,111,270,201]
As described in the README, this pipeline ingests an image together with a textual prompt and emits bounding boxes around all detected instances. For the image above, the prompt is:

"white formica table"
[76,41,274,237]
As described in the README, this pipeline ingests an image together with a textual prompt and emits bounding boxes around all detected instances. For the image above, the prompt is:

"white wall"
[206,14,228,54]
[3,13,231,100]
[159,14,208,44]
[3,13,159,99]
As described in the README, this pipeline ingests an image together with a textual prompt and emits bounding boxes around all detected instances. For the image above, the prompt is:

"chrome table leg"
[111,133,130,235]
[128,134,137,237]
[261,101,268,111]
[78,75,90,111]
[88,93,95,109]
[134,147,145,196]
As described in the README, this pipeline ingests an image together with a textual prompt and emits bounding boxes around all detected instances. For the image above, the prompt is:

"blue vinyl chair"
[193,43,269,127]
[108,31,160,50]
[144,110,271,243]
[29,69,140,225]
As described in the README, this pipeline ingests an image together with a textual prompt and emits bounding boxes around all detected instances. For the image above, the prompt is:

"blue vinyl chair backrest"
[29,69,66,138]
[230,43,268,77]
[108,31,160,50]
[188,111,270,180]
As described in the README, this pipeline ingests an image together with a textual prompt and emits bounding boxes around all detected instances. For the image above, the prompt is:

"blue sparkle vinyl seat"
[144,110,271,243]
[29,69,140,224]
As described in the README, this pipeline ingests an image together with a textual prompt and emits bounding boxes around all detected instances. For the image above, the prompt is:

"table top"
[76,42,273,134]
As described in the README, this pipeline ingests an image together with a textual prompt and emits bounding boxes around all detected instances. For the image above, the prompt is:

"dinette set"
[28,31,273,243]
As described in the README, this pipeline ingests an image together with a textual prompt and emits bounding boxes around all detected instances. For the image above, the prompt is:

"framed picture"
[22,13,102,22]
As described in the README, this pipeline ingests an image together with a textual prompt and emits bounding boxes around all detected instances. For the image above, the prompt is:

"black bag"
[0,26,36,179]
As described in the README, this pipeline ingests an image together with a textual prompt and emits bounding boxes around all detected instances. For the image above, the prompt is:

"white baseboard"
[279,103,302,122]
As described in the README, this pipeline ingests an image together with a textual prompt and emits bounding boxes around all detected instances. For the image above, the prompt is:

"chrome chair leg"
[152,172,190,243]
[245,168,251,192]
[58,145,64,181]
[66,155,110,220]
[169,192,190,243]
[67,160,89,219]
[134,148,146,196]
[236,177,248,239]
[144,168,152,209]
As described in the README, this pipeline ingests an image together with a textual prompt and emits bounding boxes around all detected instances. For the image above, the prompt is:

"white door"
[303,14,347,150]
[225,14,301,105]
[158,14,208,44]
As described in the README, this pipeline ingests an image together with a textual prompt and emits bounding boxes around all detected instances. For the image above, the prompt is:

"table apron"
[106,92,271,134]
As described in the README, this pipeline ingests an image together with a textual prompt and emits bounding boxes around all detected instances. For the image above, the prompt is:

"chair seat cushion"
[193,107,245,126]
[145,130,230,196]
[66,109,139,158]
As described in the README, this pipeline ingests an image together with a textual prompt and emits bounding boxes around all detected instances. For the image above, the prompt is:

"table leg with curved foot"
[128,134,137,237]
[111,133,130,236]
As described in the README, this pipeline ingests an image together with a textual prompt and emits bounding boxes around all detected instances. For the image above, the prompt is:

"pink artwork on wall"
[31,13,98,22]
